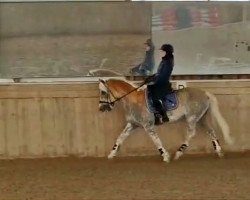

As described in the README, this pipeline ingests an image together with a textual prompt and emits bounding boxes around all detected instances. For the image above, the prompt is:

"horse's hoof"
[217,151,224,158]
[174,151,183,161]
[107,155,114,159]
[108,152,116,159]
[163,154,170,163]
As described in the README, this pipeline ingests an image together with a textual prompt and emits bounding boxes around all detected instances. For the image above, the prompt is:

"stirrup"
[154,114,163,125]
[162,112,169,122]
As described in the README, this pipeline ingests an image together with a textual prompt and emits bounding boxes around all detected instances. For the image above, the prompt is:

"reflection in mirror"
[87,69,122,77]
[0,2,151,78]
[152,2,250,75]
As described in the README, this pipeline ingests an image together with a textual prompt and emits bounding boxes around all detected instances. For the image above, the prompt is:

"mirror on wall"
[0,2,151,78]
[152,2,250,75]
[1,1,249,78]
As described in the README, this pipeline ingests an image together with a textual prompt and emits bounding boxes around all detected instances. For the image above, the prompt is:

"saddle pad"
[164,92,178,111]
[145,89,178,113]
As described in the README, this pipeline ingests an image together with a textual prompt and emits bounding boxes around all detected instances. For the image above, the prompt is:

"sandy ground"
[0,152,249,200]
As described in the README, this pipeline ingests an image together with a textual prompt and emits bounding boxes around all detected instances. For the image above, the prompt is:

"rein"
[99,76,153,105]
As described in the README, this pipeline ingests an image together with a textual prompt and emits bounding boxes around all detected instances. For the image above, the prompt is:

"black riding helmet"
[144,38,152,47]
[160,44,174,54]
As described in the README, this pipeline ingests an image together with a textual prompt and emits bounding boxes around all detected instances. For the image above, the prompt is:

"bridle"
[99,79,117,106]
[99,78,150,106]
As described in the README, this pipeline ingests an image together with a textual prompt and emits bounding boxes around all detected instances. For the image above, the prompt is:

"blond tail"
[206,91,234,145]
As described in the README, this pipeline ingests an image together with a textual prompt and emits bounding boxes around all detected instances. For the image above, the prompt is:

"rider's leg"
[152,100,163,125]
[153,100,169,123]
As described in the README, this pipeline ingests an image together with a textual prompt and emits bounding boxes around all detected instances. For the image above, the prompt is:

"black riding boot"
[159,102,169,122]
[153,100,169,125]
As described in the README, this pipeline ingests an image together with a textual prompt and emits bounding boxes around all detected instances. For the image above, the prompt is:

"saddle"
[145,89,179,114]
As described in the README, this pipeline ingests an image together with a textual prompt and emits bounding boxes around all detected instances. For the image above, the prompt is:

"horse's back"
[175,87,210,110]
[177,87,208,99]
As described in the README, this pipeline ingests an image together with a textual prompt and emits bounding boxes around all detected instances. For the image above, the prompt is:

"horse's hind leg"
[202,112,224,158]
[208,129,224,158]
[144,124,170,163]
[174,120,197,160]
[108,122,136,159]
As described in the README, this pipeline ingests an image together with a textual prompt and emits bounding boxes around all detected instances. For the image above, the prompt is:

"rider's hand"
[143,74,155,84]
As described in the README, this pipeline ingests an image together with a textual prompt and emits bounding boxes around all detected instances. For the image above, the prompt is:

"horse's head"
[86,70,94,76]
[98,79,115,112]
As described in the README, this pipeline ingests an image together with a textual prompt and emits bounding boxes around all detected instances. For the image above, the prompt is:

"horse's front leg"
[108,122,136,159]
[144,123,170,163]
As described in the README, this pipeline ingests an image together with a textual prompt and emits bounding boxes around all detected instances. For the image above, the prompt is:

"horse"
[87,69,122,77]
[98,78,234,162]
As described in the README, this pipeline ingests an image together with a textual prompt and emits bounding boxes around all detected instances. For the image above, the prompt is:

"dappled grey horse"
[98,78,233,162]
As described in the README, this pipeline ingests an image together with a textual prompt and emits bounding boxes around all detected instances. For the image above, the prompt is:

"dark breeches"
[147,82,172,100]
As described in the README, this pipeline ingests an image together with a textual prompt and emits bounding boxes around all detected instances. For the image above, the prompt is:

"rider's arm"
[153,60,173,85]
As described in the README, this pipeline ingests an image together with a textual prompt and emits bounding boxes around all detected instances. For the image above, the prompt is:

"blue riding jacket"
[148,56,174,99]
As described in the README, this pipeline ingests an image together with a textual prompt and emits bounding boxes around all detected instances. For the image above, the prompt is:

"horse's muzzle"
[99,104,112,112]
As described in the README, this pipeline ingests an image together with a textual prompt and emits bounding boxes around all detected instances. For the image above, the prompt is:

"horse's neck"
[107,79,135,97]
[107,80,145,107]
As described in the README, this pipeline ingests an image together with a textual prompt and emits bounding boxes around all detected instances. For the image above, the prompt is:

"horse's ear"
[87,70,93,76]
[99,79,107,91]
[99,79,105,84]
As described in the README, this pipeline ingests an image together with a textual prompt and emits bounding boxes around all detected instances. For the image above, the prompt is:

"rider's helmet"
[160,44,174,54]
[144,38,153,47]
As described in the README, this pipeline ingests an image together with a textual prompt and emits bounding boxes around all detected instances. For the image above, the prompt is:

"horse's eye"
[101,91,106,95]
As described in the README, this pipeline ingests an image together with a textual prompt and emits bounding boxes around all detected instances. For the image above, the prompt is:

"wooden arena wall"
[0,80,249,158]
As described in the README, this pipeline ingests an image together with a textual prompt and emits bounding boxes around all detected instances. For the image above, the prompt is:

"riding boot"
[153,100,165,125]
[159,99,169,122]
[153,100,169,124]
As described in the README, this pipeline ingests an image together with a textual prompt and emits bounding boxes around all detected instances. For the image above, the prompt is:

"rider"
[147,43,174,125]
[130,38,155,76]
